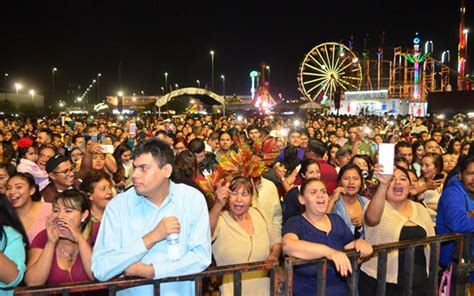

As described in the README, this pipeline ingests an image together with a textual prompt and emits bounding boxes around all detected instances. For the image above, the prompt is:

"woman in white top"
[210,176,281,296]
[360,165,434,296]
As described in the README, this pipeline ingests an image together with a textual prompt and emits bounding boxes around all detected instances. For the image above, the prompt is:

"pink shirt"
[27,202,52,244]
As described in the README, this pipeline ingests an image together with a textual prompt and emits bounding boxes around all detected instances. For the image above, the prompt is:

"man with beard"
[92,138,211,296]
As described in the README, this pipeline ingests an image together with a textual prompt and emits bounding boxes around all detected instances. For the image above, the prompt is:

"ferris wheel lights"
[339,51,345,57]
[352,57,359,64]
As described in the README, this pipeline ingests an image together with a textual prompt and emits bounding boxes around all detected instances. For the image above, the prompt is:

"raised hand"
[373,164,393,185]
[60,216,85,243]
[215,181,230,207]
[273,162,287,181]
[46,216,60,245]
[331,187,346,201]
[86,142,103,154]
[426,178,443,190]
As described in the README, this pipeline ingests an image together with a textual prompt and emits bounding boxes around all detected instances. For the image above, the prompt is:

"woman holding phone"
[417,153,444,222]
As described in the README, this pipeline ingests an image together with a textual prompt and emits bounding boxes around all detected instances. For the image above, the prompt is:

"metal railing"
[14,260,279,296]
[14,233,473,296]
[285,233,473,296]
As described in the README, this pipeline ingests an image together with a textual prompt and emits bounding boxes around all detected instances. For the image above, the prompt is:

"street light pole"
[52,67,57,103]
[29,89,35,105]
[97,73,102,103]
[266,65,271,83]
[164,72,168,93]
[14,83,22,95]
[196,80,200,88]
[3,73,7,103]
[220,74,225,96]
[210,50,215,91]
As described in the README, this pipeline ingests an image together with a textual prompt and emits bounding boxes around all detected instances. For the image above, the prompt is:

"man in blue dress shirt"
[92,138,212,295]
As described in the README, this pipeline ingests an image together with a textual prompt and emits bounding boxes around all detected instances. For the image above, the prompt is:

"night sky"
[0,1,472,105]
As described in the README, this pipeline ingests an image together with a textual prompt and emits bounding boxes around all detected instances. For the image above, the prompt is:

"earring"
[81,218,85,222]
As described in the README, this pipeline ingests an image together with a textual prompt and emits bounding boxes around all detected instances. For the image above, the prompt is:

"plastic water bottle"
[166,233,182,261]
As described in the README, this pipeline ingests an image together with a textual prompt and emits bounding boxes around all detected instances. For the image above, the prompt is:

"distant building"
[0,93,44,110]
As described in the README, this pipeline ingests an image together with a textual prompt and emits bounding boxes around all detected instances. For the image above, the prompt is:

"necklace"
[57,243,79,263]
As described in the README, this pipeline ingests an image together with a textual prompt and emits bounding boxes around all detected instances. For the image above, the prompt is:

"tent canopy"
[299,101,321,110]
[155,87,225,108]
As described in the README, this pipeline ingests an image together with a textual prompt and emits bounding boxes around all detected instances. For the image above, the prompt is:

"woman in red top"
[24,189,94,285]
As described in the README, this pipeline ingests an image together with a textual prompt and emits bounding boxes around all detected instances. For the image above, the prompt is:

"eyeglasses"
[52,167,74,175]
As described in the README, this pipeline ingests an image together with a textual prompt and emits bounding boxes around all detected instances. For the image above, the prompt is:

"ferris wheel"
[298,42,362,103]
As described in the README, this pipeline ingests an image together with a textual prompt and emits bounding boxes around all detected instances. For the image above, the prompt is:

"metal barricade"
[284,233,474,296]
[13,233,474,296]
[14,260,280,296]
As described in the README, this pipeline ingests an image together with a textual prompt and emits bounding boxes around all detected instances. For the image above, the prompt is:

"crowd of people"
[0,111,473,295]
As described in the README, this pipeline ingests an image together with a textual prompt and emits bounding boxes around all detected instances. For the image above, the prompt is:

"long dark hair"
[7,172,42,202]
[52,189,91,233]
[0,194,29,249]
[112,143,131,184]
[337,164,364,195]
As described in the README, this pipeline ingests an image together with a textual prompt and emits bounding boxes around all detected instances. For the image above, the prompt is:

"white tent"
[299,101,321,110]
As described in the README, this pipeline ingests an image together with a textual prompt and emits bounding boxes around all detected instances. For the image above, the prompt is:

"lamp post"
[266,65,271,83]
[196,80,200,88]
[3,73,7,102]
[97,73,102,102]
[175,83,179,90]
[161,87,164,94]
[52,67,57,102]
[3,73,7,92]
[220,74,225,96]
[164,72,168,93]
[14,83,22,95]
[210,50,215,91]
[29,89,35,105]
[117,91,123,114]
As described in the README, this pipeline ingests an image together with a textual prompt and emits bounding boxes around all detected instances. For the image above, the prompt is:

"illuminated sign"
[344,90,389,101]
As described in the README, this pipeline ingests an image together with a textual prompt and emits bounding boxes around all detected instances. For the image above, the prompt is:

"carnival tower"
[457,0,468,90]
[251,62,276,113]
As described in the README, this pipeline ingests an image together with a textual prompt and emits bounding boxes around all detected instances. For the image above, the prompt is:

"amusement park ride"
[294,0,471,116]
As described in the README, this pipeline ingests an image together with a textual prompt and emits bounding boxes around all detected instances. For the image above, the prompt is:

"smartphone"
[129,123,137,136]
[100,145,114,154]
[378,143,395,175]
[433,173,444,180]
[295,164,302,174]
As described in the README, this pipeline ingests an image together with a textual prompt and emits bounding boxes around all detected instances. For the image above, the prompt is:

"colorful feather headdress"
[199,136,279,202]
